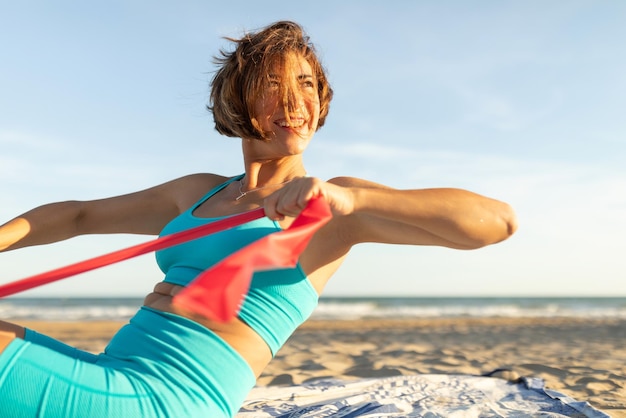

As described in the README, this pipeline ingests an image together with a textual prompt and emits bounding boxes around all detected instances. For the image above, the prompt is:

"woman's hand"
[263,177,354,220]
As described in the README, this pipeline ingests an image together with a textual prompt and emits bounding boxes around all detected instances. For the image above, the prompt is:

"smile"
[276,118,306,128]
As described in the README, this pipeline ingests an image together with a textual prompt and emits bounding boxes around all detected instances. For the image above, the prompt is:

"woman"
[0,21,517,418]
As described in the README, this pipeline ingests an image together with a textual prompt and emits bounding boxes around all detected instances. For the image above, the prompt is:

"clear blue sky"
[1,1,625,297]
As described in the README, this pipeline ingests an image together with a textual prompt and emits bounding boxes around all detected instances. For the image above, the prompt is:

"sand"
[16,317,626,417]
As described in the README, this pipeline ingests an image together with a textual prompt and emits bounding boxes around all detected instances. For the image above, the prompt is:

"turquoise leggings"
[0,307,256,417]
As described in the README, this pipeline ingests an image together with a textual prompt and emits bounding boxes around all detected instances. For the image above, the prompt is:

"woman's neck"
[242,158,306,190]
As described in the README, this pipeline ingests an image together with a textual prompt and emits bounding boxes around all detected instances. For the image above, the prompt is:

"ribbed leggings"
[0,307,255,417]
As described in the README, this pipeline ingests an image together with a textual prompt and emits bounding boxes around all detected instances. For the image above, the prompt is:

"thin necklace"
[235,178,292,201]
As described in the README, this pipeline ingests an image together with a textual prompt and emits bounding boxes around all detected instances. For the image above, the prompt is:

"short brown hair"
[208,21,333,140]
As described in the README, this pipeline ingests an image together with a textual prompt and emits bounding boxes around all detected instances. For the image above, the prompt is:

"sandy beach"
[17,317,626,417]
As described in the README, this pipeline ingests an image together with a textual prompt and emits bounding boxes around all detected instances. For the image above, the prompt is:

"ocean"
[1,296,625,322]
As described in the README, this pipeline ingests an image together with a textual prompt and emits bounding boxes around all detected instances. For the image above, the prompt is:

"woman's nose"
[283,88,304,112]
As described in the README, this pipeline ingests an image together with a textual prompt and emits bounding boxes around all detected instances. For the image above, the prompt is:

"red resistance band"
[0,197,332,322]
[173,197,332,321]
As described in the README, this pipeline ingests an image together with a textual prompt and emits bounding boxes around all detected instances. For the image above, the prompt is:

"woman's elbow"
[486,203,518,246]
[503,204,519,238]
[465,203,518,249]
[496,201,518,240]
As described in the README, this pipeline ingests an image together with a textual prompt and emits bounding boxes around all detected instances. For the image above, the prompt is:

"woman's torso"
[143,174,322,377]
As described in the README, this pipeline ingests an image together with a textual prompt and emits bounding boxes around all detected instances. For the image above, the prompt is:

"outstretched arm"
[0,174,219,252]
[263,176,517,250]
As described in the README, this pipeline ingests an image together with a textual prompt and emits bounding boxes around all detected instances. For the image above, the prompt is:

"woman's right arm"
[0,174,218,252]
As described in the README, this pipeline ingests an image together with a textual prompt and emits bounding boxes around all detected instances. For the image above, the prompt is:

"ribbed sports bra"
[155,175,319,355]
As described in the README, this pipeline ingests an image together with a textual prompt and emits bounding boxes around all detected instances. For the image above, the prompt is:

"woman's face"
[252,54,321,150]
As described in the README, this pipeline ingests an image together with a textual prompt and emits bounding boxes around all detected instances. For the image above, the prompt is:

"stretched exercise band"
[0,198,331,321]
[0,208,265,297]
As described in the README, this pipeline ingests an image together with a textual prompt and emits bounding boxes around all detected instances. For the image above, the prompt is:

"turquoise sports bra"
[155,175,319,355]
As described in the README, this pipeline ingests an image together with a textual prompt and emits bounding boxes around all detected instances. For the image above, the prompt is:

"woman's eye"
[265,77,280,90]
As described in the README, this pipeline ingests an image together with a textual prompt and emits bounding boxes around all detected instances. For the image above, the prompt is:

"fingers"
[264,177,322,220]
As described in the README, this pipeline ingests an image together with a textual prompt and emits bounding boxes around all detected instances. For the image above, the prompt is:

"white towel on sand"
[237,373,608,417]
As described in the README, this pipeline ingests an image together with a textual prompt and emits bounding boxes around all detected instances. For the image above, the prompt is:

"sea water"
[1,296,625,321]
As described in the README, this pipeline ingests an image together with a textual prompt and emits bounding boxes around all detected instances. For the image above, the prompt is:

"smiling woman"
[209,20,332,142]
[0,20,516,418]
[253,57,320,140]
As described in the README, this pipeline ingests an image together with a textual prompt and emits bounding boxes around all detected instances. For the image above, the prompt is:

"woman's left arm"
[264,176,517,250]
[332,176,517,249]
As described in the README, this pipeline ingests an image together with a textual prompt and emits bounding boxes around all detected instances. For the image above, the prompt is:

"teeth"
[278,120,305,128]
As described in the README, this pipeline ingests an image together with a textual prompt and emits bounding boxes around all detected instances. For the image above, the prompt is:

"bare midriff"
[143,282,272,378]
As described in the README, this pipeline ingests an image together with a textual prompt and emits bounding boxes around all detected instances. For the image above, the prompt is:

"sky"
[1,1,625,297]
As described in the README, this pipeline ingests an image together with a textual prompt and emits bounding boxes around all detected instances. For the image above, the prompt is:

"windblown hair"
[208,21,333,140]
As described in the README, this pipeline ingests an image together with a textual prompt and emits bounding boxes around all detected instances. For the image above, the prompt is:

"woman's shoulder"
[169,173,245,189]
[163,173,239,209]
[172,172,234,187]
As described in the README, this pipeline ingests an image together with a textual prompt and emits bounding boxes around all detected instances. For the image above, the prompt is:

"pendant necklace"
[235,178,292,201]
